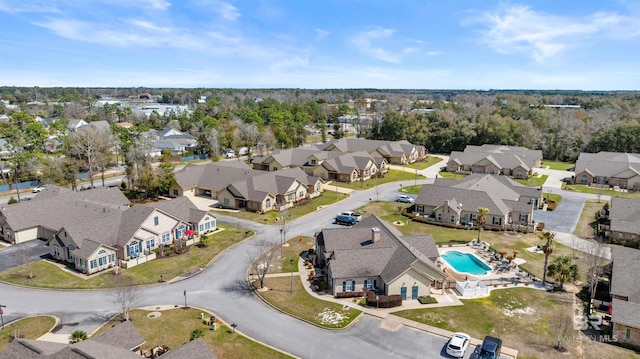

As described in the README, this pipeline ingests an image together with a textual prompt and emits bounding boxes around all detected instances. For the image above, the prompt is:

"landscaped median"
[94,308,293,359]
[0,224,252,289]
[252,236,362,329]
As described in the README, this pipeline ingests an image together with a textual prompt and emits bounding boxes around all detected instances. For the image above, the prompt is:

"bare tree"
[247,238,277,289]
[109,274,142,321]
[551,308,573,351]
[585,241,610,309]
[21,247,34,279]
[69,126,112,189]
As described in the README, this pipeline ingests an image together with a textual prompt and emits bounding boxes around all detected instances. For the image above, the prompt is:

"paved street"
[0,159,606,358]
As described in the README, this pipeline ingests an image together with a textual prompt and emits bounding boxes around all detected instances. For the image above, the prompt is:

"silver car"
[396,194,414,203]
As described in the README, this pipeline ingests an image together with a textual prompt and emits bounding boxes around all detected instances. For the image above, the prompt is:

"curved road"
[1,179,455,359]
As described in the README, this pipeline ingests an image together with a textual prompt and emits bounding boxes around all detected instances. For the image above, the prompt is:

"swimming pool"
[441,251,492,275]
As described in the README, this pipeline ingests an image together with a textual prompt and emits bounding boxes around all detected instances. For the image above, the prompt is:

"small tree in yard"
[109,274,142,321]
[247,239,277,289]
[551,308,573,351]
[541,231,555,286]
[585,241,609,310]
[21,247,34,279]
[547,255,579,290]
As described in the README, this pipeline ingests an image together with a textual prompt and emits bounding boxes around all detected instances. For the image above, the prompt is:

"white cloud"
[315,29,329,41]
[349,28,401,63]
[471,4,639,62]
[0,0,60,14]
[218,2,240,21]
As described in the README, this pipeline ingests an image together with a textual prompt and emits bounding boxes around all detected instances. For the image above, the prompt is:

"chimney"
[371,227,380,243]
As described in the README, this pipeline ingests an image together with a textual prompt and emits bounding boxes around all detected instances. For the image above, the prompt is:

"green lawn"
[437,171,468,180]
[257,276,362,329]
[0,316,57,352]
[392,288,635,359]
[334,169,425,190]
[542,160,575,171]
[0,224,251,289]
[563,184,640,198]
[221,190,346,224]
[403,156,443,170]
[514,174,548,187]
[96,309,292,359]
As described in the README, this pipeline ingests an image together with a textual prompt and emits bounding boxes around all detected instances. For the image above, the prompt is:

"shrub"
[418,296,438,304]
[190,328,205,341]
[7,196,18,205]
[335,291,364,298]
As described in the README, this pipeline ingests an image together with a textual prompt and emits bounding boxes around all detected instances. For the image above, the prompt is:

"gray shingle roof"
[449,145,542,170]
[0,339,67,359]
[609,197,640,235]
[90,320,145,351]
[173,162,254,191]
[319,215,445,283]
[320,151,375,174]
[161,338,218,359]
[154,196,209,224]
[416,174,539,217]
[611,246,640,301]
[228,167,320,203]
[575,152,640,178]
[611,298,640,329]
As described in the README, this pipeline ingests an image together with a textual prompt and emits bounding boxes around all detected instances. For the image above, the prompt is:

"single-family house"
[607,197,640,247]
[610,246,640,348]
[0,320,217,359]
[313,151,383,183]
[315,215,447,299]
[143,127,197,155]
[446,145,543,179]
[251,147,323,172]
[574,152,640,190]
[169,161,254,199]
[413,174,541,231]
[67,119,89,131]
[217,167,323,212]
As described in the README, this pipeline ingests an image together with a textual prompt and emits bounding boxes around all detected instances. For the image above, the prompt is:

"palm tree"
[541,231,555,286]
[475,207,489,243]
[69,330,87,344]
[547,255,579,290]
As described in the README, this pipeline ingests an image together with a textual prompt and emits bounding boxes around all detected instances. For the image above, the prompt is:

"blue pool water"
[441,251,492,275]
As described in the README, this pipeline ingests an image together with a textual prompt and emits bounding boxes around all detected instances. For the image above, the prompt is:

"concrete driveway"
[533,196,585,233]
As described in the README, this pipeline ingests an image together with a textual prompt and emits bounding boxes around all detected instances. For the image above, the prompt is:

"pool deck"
[437,243,532,286]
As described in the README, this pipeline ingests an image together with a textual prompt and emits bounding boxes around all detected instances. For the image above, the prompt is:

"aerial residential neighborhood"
[1,1,640,358]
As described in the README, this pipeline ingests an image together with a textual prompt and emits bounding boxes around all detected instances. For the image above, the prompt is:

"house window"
[176,225,186,239]
[299,191,304,198]
[450,214,455,223]
[342,280,355,292]
[67,246,75,261]
[223,198,230,206]
[90,259,97,269]
[519,214,528,222]
[437,212,442,221]
[311,159,316,165]
[287,193,294,201]
[205,221,211,230]
[161,233,170,243]
[53,246,59,257]
[200,224,204,232]
[316,183,320,191]
[128,241,141,258]
[273,167,278,171]
[146,239,155,250]
[626,328,631,340]
[173,189,178,196]
[364,279,375,290]
[98,256,107,266]
[109,254,115,263]
[154,216,159,226]
[352,172,356,179]
[266,198,271,208]
[492,217,502,225]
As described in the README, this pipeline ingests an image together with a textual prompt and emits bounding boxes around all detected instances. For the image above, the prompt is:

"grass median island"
[574,199,607,238]
[0,316,57,352]
[0,224,251,289]
[96,309,292,359]
[515,174,548,187]
[255,276,361,329]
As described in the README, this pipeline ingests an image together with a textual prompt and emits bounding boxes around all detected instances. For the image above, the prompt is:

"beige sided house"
[574,152,640,190]
[169,160,254,199]
[316,215,446,299]
[447,144,542,179]
[321,138,426,165]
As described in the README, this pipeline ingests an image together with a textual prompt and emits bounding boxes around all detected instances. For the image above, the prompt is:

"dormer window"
[154,216,159,226]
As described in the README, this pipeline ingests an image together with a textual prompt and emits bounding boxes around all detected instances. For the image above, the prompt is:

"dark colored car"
[335,214,357,226]
[478,336,502,359]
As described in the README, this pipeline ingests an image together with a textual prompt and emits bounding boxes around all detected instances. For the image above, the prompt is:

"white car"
[446,332,470,358]
[396,194,414,203]
[32,185,47,193]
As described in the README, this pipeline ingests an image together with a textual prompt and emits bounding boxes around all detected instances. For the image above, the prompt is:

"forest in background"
[2,87,640,162]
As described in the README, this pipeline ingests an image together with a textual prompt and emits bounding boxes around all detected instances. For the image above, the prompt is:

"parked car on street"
[335,214,357,226]
[478,336,502,359]
[446,332,470,358]
[32,185,47,193]
[396,194,414,203]
[337,211,362,222]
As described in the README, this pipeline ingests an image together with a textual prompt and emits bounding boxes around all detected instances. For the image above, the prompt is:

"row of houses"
[0,185,216,275]
[412,174,541,231]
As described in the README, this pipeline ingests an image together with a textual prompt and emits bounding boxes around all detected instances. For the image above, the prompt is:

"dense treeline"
[2,88,640,162]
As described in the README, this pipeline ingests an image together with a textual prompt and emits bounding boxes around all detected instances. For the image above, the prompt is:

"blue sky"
[1,0,639,89]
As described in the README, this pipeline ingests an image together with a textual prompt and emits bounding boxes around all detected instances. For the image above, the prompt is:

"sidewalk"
[266,256,519,358]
